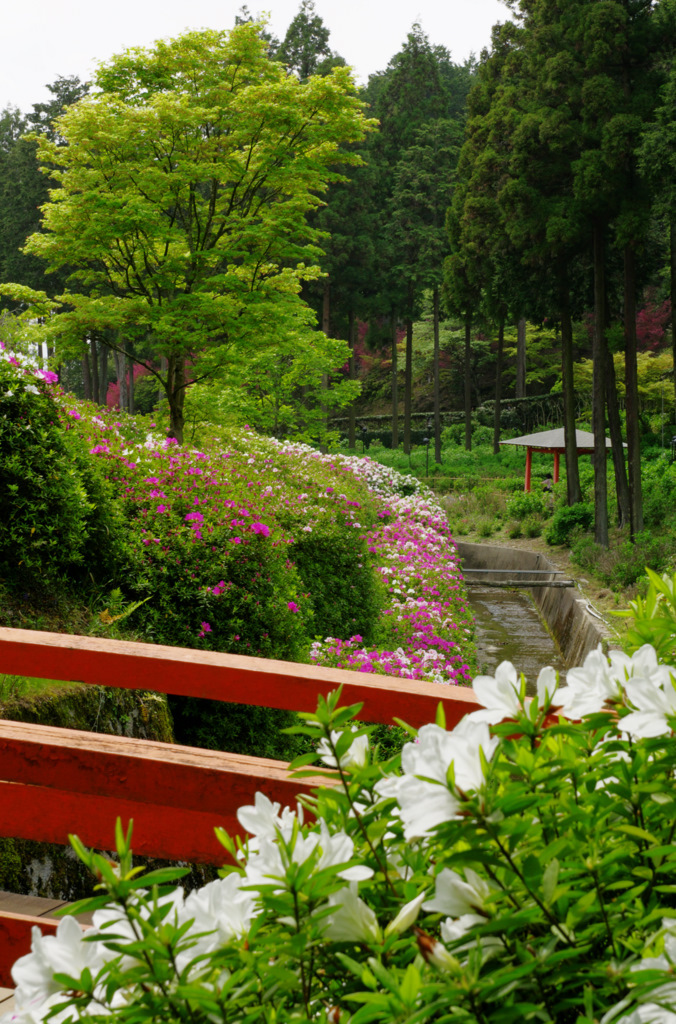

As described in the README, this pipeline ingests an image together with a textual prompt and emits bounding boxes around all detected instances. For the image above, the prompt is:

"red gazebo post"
[524,447,532,492]
[553,450,560,484]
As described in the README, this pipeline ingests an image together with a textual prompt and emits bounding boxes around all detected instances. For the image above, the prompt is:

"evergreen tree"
[277,0,345,80]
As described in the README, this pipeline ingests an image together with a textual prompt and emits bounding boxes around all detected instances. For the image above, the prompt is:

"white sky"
[3,0,508,113]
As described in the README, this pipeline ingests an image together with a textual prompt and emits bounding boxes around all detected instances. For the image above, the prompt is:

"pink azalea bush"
[58,404,472,683]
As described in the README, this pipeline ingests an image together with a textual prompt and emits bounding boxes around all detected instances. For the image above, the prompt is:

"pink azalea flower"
[250,522,270,537]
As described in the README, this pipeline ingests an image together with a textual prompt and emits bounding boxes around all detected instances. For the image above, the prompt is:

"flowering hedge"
[9,643,676,1024]
[50,399,473,682]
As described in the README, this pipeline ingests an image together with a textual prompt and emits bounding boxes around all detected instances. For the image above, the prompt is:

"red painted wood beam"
[525,447,532,492]
[0,780,244,864]
[553,451,560,484]
[0,720,319,815]
[0,911,60,988]
[0,628,480,729]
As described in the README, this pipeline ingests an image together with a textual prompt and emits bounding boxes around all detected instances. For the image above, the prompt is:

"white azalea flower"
[385,892,427,937]
[555,646,623,718]
[11,916,105,1020]
[423,867,492,918]
[322,883,381,944]
[376,721,497,839]
[317,727,369,770]
[176,874,258,974]
[467,661,522,724]
[236,791,300,843]
[440,912,486,944]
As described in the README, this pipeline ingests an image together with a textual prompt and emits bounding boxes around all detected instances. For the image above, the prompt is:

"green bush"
[545,501,594,545]
[0,358,124,588]
[572,530,676,590]
[523,515,543,538]
[506,491,545,521]
[290,526,384,643]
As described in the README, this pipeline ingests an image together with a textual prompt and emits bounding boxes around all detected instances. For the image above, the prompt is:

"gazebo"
[500,428,614,492]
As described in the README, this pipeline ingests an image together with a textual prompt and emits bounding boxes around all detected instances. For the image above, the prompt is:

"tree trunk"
[433,286,441,464]
[605,335,630,529]
[592,222,609,547]
[159,356,168,407]
[99,342,108,406]
[89,338,99,404]
[403,311,413,456]
[493,316,504,455]
[167,355,186,443]
[127,343,135,414]
[464,314,472,451]
[348,309,356,450]
[561,288,582,505]
[115,349,128,413]
[82,351,92,402]
[391,314,398,450]
[624,244,643,537]
[322,279,330,441]
[671,219,676,425]
[515,316,526,399]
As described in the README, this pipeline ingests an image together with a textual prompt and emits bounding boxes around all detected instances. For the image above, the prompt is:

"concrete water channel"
[457,541,616,686]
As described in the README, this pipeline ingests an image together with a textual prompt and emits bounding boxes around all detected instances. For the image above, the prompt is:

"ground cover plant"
[10,642,676,1024]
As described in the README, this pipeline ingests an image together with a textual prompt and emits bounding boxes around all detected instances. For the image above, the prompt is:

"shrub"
[17,646,676,1024]
[477,519,495,537]
[507,520,523,538]
[523,515,543,538]
[0,356,124,588]
[615,566,676,662]
[572,531,676,591]
[545,501,594,545]
[506,491,545,520]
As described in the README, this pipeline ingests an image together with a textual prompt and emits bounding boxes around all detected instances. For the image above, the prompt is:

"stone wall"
[456,541,616,668]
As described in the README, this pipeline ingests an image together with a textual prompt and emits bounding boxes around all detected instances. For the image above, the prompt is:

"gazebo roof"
[500,428,614,451]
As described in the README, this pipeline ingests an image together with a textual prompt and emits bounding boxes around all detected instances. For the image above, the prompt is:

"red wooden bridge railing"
[0,626,480,986]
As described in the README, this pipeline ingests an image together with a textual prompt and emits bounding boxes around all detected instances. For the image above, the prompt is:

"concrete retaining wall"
[456,541,617,668]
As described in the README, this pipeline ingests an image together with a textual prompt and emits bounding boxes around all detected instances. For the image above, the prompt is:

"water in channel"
[468,586,566,690]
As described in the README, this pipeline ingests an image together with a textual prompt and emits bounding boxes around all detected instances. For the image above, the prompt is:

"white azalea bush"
[10,646,676,1024]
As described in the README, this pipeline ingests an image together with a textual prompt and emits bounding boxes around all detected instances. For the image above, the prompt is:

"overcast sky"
[3,0,508,113]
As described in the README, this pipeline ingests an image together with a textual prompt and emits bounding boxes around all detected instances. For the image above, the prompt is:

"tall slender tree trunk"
[322,279,330,440]
[127,343,135,414]
[493,316,504,455]
[671,219,676,424]
[515,316,526,399]
[167,355,186,443]
[90,338,99,404]
[391,314,399,450]
[159,356,168,407]
[82,351,92,402]
[99,342,108,407]
[605,336,630,529]
[403,302,413,455]
[433,286,441,464]
[464,313,472,451]
[115,350,128,413]
[348,309,356,450]
[624,244,643,537]
[592,222,609,547]
[561,287,581,505]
